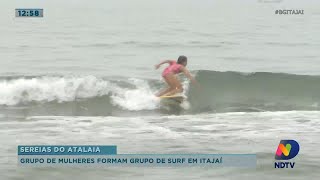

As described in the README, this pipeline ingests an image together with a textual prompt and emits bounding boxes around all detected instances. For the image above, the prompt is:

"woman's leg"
[163,74,183,96]
[155,75,174,97]
[155,87,172,97]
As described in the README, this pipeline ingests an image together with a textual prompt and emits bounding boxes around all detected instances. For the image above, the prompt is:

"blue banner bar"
[18,145,117,155]
[17,154,256,167]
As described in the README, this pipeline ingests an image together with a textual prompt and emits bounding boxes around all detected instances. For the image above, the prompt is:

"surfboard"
[159,95,185,103]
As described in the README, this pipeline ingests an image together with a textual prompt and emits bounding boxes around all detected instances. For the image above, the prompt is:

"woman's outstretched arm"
[180,67,197,84]
[155,60,174,69]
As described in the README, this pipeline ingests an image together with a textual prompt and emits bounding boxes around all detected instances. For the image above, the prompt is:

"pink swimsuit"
[162,61,182,77]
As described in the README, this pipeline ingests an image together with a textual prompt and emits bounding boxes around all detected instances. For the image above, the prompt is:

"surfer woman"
[155,55,197,97]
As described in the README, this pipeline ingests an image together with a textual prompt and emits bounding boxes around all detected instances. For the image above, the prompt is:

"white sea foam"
[0,76,192,111]
[0,76,112,106]
[110,78,160,111]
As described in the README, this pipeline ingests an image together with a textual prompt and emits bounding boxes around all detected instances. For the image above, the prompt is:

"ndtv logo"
[274,140,300,169]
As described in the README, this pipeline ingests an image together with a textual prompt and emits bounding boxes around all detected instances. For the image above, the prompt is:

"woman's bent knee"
[176,86,183,92]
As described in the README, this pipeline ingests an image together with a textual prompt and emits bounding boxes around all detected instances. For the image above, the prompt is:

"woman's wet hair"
[177,55,187,64]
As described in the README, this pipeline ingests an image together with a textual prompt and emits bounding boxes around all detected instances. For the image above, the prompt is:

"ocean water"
[0,0,320,179]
